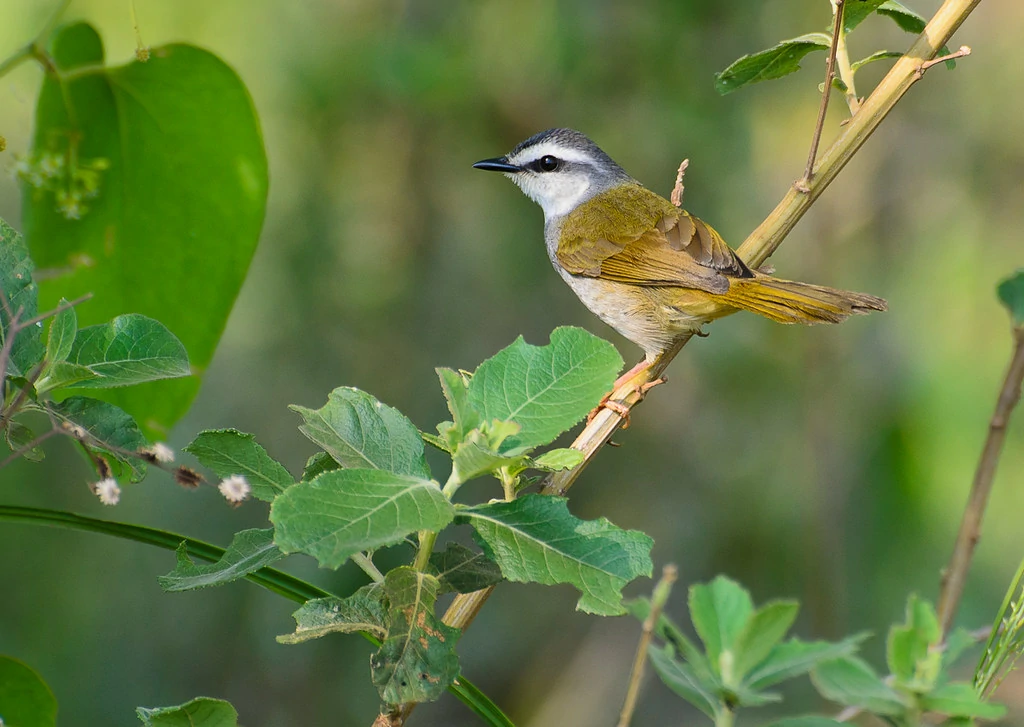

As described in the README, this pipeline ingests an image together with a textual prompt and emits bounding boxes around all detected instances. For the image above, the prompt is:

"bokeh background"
[1,1,1023,725]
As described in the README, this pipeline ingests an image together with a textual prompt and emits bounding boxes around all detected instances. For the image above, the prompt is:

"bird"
[473,128,886,401]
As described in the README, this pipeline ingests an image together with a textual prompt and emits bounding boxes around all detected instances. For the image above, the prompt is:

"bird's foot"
[586,375,667,429]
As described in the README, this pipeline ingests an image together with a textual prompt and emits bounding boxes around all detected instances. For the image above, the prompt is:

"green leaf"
[277,583,386,643]
[689,576,754,669]
[0,217,44,377]
[184,429,293,502]
[0,655,57,727]
[136,697,238,726]
[467,327,622,452]
[451,437,520,483]
[301,451,339,482]
[732,685,782,706]
[921,683,1007,720]
[811,656,906,715]
[158,530,283,592]
[745,634,868,691]
[26,23,268,434]
[290,387,430,478]
[531,448,585,471]
[733,601,799,681]
[765,718,846,727]
[270,469,454,569]
[458,494,653,615]
[843,0,888,31]
[49,396,149,481]
[876,2,956,68]
[62,314,190,388]
[35,361,98,393]
[45,299,77,365]
[6,420,45,462]
[429,542,504,594]
[887,594,941,690]
[436,367,481,449]
[997,270,1024,326]
[714,33,832,95]
[851,50,905,72]
[371,567,461,706]
[943,627,977,670]
[648,645,720,718]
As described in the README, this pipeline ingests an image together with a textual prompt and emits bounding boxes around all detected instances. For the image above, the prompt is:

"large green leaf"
[688,576,754,668]
[0,217,44,377]
[810,656,906,715]
[429,542,504,594]
[48,396,149,481]
[278,583,386,643]
[467,327,622,452]
[158,529,283,592]
[60,314,189,388]
[714,34,831,95]
[136,697,238,727]
[458,494,653,615]
[270,469,454,569]
[0,656,57,727]
[24,23,268,434]
[291,387,431,478]
[370,568,461,706]
[184,429,293,502]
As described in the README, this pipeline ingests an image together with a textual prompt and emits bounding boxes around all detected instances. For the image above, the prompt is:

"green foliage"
[458,495,653,615]
[0,217,44,377]
[811,656,907,715]
[49,396,150,480]
[370,567,461,705]
[158,530,283,592]
[136,698,238,727]
[997,270,1024,327]
[715,34,832,95]
[60,315,189,388]
[23,22,268,434]
[278,583,387,643]
[0,655,57,727]
[184,429,293,501]
[270,469,455,569]
[428,542,504,594]
[887,594,941,690]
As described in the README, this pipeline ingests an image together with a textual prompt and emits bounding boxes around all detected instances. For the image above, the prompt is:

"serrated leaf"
[851,50,904,72]
[437,367,481,449]
[370,568,460,705]
[301,451,339,482]
[531,448,584,471]
[270,469,454,569]
[0,655,57,727]
[467,327,622,452]
[429,542,504,594]
[136,697,238,726]
[0,217,44,377]
[458,494,653,615]
[291,387,430,478]
[59,314,190,389]
[35,360,99,393]
[278,583,386,643]
[811,656,906,715]
[6,420,45,462]
[733,601,799,682]
[648,644,720,718]
[877,2,955,67]
[48,396,149,481]
[843,0,888,32]
[715,33,831,95]
[921,683,1007,719]
[158,529,283,592]
[997,270,1024,326]
[887,594,941,690]
[689,576,755,669]
[45,299,76,365]
[746,634,868,691]
[184,429,293,502]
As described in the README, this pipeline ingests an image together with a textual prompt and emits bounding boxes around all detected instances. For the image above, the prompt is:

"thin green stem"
[415,470,463,572]
[351,552,384,583]
[715,707,735,727]
[0,45,34,80]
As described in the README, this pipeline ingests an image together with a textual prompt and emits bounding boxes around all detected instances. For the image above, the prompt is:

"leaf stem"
[414,472,462,572]
[937,326,1024,634]
[799,0,844,189]
[351,552,385,583]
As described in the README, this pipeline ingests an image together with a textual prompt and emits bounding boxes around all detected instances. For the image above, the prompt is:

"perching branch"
[936,326,1024,635]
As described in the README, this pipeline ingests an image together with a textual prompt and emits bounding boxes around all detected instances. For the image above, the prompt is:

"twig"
[917,45,972,76]
[798,0,845,190]
[617,564,678,727]
[0,426,61,469]
[670,159,689,208]
[936,326,1024,635]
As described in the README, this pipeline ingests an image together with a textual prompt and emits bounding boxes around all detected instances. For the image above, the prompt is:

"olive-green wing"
[556,184,751,294]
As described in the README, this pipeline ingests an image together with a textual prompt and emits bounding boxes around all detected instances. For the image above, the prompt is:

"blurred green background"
[1,0,1022,725]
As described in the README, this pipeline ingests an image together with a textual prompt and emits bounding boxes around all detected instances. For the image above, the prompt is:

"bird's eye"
[538,155,560,172]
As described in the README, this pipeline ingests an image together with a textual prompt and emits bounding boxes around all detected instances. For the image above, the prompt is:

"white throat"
[508,172,591,220]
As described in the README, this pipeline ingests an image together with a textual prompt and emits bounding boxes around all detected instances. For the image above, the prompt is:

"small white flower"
[218,474,251,504]
[146,442,175,463]
[91,478,120,506]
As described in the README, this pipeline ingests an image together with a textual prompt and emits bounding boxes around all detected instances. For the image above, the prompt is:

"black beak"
[473,157,521,173]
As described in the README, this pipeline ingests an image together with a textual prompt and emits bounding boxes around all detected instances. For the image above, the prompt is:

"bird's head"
[474,128,632,219]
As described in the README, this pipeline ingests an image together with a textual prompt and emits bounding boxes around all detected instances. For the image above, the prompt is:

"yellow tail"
[713,276,887,324]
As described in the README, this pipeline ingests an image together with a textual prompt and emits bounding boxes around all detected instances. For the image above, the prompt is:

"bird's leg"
[587,358,667,429]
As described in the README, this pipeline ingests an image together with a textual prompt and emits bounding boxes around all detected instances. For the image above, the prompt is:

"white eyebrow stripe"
[508,141,593,166]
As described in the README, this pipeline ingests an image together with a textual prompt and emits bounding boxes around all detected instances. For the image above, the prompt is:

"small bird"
[474,128,886,393]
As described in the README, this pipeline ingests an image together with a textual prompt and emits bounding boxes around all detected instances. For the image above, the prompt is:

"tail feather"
[713,276,887,325]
